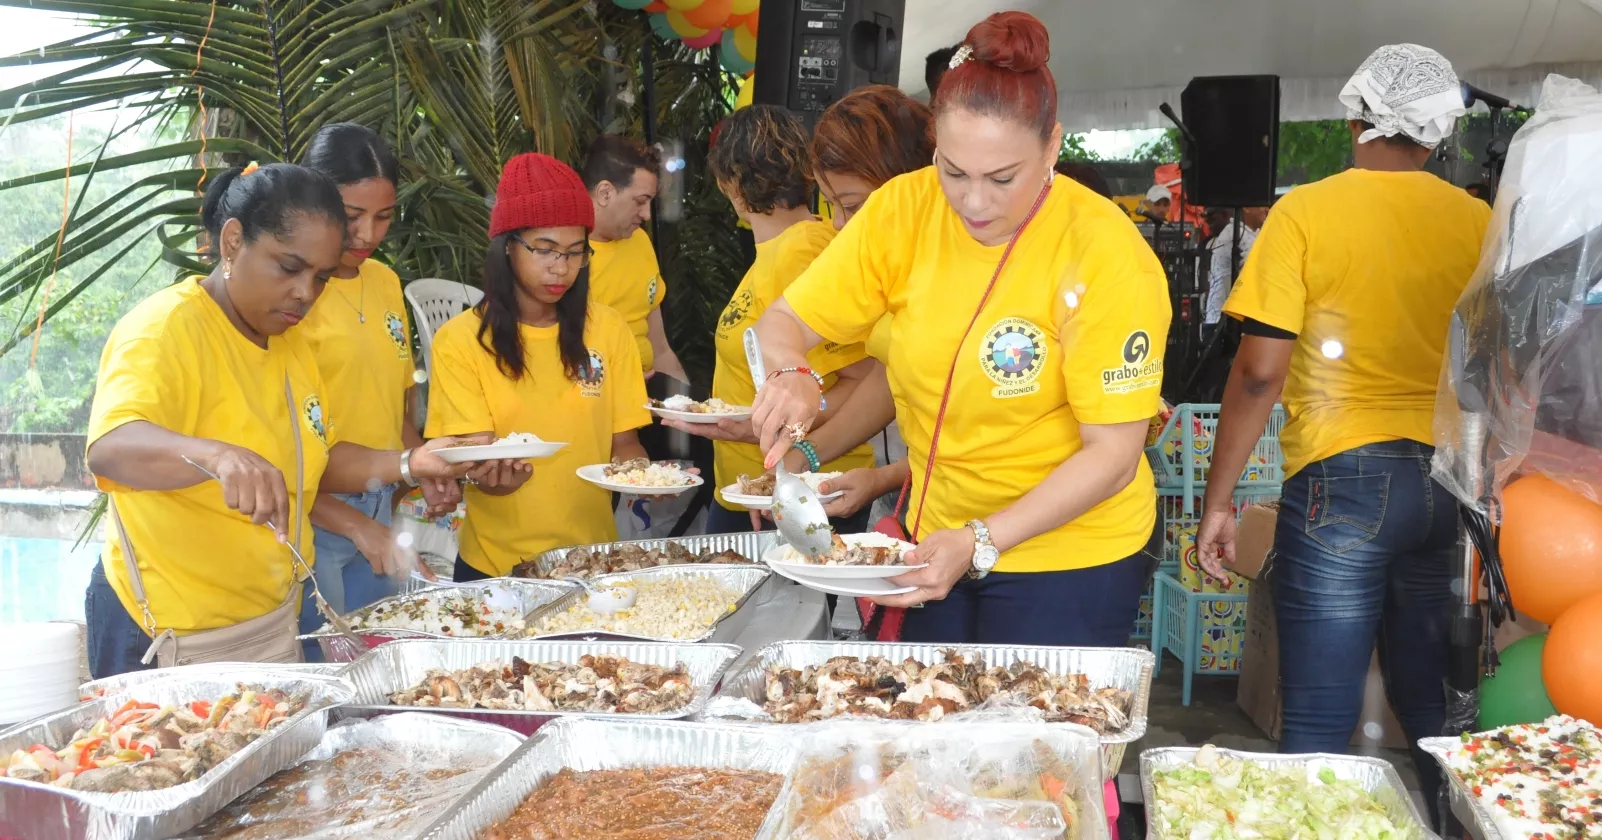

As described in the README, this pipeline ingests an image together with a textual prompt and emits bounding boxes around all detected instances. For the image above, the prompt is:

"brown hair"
[934,12,1057,142]
[708,104,811,214]
[809,85,935,189]
[579,134,661,193]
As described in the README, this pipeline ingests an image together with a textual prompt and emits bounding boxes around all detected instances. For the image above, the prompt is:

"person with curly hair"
[666,104,876,536]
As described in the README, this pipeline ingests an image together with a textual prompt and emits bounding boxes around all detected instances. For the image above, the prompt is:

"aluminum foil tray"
[335,638,742,735]
[170,712,522,840]
[1140,747,1437,840]
[0,669,353,840]
[1418,735,1509,840]
[300,578,576,663]
[522,565,772,644]
[417,717,796,840]
[708,640,1153,777]
[517,531,775,578]
[78,663,345,703]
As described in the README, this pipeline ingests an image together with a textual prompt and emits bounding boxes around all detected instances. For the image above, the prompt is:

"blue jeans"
[299,487,402,661]
[85,564,157,680]
[1273,440,1456,813]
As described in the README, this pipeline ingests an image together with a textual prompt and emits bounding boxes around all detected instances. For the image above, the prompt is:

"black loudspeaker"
[752,0,905,123]
[1180,75,1281,207]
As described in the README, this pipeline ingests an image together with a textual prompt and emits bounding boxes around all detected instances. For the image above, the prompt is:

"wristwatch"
[966,519,999,580]
[399,448,419,488]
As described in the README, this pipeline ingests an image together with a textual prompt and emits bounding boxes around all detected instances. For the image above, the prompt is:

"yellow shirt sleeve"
[763,223,868,376]
[424,317,495,438]
[784,183,914,346]
[89,335,195,454]
[602,309,652,434]
[1056,223,1172,425]
[1224,198,1308,334]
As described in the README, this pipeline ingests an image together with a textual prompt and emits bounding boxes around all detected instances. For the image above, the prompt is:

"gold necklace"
[329,273,365,323]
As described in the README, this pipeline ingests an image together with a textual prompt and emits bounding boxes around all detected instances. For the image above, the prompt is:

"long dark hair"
[200,163,346,257]
[299,122,400,187]
[476,232,591,382]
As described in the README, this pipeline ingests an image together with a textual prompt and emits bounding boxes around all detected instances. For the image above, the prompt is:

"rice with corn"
[529,577,743,640]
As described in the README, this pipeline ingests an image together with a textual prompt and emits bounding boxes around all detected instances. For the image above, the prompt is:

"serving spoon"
[562,576,638,614]
[743,328,834,559]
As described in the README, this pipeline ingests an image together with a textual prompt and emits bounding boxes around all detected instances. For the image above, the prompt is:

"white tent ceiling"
[898,0,1602,131]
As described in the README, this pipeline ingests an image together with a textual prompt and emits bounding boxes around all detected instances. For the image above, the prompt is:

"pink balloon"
[682,27,723,50]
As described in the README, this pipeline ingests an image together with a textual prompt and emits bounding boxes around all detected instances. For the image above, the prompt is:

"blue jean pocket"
[1305,472,1389,554]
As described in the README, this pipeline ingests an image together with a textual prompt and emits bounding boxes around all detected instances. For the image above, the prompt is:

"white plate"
[576,463,704,495]
[768,561,918,597]
[720,482,844,510]
[647,404,753,424]
[436,440,567,463]
[762,533,925,580]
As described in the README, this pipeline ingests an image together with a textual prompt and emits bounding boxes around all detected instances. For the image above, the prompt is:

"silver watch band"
[399,448,419,488]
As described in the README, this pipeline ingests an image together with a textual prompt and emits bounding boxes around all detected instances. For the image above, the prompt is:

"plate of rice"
[437,431,567,463]
[577,458,703,495]
[646,395,751,424]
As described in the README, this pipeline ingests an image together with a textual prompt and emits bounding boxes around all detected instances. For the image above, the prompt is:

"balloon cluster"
[613,0,760,74]
[1478,474,1602,727]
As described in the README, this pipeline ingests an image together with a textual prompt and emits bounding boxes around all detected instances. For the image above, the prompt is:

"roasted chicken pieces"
[388,655,696,714]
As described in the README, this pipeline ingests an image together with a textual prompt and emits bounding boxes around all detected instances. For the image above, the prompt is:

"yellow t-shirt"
[866,315,894,363]
[88,278,332,633]
[1224,169,1492,478]
[425,305,651,576]
[588,229,665,371]
[712,220,874,508]
[785,168,1171,572]
[297,259,415,451]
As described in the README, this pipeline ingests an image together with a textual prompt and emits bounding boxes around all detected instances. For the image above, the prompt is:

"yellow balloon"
[666,9,709,37]
[735,73,754,109]
[731,0,759,13]
[734,23,757,61]
[663,0,703,10]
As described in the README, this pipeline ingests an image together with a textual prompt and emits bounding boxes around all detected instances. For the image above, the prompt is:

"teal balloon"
[1478,633,1559,729]
[648,12,678,41]
[613,0,652,8]
[720,28,755,74]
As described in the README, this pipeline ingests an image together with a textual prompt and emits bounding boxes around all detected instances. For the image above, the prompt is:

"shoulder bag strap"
[109,497,160,639]
[283,373,305,563]
[898,179,1055,540]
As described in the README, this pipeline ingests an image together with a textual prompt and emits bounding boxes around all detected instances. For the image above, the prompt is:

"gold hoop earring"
[223,261,231,282]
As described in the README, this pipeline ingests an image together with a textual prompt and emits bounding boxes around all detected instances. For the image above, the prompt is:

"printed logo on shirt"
[384,311,409,358]
[716,289,754,338]
[646,275,660,306]
[302,394,329,444]
[978,317,1047,398]
[1102,330,1163,395]
[577,348,606,398]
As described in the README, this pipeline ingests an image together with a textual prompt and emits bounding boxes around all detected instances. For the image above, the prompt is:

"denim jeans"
[1273,440,1456,816]
[299,486,402,661]
[85,564,157,680]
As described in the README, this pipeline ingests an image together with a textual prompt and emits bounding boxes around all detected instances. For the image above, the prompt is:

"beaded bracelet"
[767,366,828,411]
[794,440,822,472]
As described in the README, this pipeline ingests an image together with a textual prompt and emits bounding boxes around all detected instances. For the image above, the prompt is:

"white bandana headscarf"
[1339,44,1466,149]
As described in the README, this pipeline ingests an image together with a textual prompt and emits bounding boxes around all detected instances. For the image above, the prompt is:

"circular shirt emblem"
[384,311,408,355]
[578,348,605,395]
[979,317,1047,398]
[646,276,660,306]
[1124,330,1152,364]
[302,394,328,444]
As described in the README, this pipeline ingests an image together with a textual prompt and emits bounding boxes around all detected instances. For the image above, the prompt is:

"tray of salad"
[1420,714,1602,840]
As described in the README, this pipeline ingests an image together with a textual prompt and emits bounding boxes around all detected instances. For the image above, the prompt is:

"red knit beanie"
[489,152,595,239]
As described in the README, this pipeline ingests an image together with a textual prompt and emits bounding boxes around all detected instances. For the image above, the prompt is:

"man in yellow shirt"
[1194,44,1490,823]
[580,134,687,383]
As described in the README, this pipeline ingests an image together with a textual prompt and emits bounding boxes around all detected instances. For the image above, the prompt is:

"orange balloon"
[742,14,758,37]
[1498,474,1602,624]
[1542,589,1602,723]
[683,0,731,29]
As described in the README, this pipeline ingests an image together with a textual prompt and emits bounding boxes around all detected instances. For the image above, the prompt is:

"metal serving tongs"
[182,455,366,649]
[743,328,833,558]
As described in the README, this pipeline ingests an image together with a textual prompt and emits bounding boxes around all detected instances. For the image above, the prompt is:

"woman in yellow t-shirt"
[662,104,875,536]
[294,123,454,653]
[85,164,472,678]
[750,13,1171,646]
[425,153,653,580]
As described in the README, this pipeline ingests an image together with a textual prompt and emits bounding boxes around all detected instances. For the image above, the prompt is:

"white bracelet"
[399,448,419,488]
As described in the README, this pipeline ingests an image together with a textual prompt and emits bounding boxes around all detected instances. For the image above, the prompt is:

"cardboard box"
[1229,502,1278,580]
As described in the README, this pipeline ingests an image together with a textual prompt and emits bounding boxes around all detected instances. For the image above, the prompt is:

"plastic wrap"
[78,664,345,703]
[173,713,521,840]
[757,711,1110,840]
[1434,75,1602,508]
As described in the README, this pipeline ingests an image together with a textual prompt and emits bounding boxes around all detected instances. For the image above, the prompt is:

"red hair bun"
[967,11,1050,74]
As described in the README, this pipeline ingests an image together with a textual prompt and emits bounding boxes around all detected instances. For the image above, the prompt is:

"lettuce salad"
[1150,745,1416,839]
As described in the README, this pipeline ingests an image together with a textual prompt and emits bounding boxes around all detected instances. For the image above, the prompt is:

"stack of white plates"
[0,622,82,726]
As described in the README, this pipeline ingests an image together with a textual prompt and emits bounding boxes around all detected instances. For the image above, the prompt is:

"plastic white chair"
[404,278,484,374]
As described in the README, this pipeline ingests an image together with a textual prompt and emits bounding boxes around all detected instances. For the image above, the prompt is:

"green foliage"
[1059,133,1100,163]
[1133,128,1180,163]
[1277,120,1350,184]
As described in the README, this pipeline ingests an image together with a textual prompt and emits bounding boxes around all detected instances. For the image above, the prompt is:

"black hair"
[580,135,661,193]
[475,233,591,382]
[300,122,400,187]
[200,163,347,258]
[925,46,958,98]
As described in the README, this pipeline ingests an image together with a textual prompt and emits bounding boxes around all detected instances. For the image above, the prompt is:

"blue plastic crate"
[1129,561,1178,642]
[1158,488,1283,569]
[1150,570,1250,706]
[1145,403,1286,513]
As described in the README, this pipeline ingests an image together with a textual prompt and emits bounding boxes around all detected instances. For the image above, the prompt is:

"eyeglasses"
[511,234,591,268]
